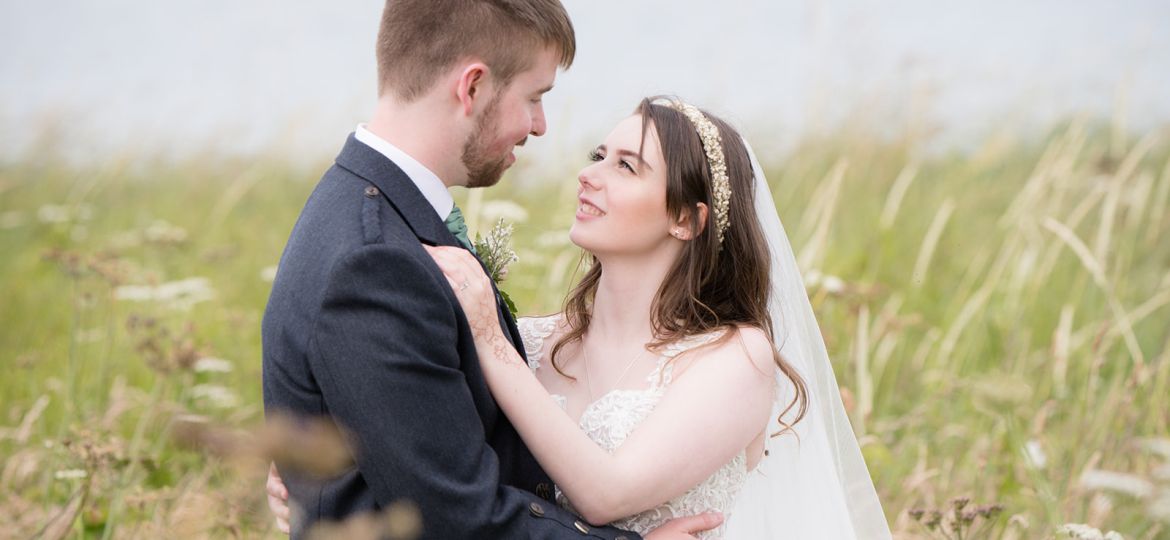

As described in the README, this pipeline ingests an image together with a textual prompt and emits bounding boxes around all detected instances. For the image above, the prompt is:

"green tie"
[444,205,477,254]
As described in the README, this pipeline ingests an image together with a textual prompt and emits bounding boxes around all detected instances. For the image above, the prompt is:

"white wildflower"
[1140,438,1170,460]
[114,277,215,310]
[536,229,571,248]
[113,285,153,302]
[1024,439,1047,469]
[804,269,822,288]
[480,200,528,223]
[144,219,188,244]
[54,469,88,480]
[1058,523,1097,539]
[191,384,240,409]
[194,357,234,374]
[260,265,279,282]
[822,275,846,294]
[37,205,71,224]
[1057,523,1126,539]
[1080,469,1155,498]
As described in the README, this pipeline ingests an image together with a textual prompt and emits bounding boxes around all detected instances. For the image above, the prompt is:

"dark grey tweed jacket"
[262,134,638,540]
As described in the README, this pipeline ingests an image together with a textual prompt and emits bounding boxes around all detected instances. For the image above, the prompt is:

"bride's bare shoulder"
[674,325,777,380]
[730,326,777,373]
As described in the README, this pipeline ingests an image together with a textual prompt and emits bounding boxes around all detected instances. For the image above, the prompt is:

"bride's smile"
[576,197,606,218]
[569,114,684,257]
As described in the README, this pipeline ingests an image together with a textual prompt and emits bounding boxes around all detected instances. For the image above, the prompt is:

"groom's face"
[461,48,559,188]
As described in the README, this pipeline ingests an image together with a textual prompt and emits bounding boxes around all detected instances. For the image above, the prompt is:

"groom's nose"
[530,105,547,137]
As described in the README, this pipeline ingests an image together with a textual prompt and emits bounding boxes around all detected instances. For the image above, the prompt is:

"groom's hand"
[644,512,723,539]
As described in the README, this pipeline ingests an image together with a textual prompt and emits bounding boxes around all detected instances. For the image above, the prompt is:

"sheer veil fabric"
[723,141,892,539]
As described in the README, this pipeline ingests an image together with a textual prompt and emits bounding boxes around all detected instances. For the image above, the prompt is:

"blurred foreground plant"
[907,497,1005,539]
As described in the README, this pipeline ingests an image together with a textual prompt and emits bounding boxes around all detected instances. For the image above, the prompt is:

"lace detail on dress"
[517,316,568,409]
[517,315,560,372]
[552,329,747,539]
[648,330,725,387]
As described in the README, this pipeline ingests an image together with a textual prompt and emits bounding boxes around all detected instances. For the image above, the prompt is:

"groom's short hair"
[376,0,575,101]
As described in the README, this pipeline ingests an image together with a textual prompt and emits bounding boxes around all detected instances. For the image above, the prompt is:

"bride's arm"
[426,246,776,525]
[489,326,773,526]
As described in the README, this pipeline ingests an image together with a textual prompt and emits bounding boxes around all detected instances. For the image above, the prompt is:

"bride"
[270,97,891,538]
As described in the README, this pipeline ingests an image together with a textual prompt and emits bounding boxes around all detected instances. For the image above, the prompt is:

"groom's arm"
[304,243,639,540]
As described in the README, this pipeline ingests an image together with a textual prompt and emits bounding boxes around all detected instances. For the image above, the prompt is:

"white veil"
[723,141,892,539]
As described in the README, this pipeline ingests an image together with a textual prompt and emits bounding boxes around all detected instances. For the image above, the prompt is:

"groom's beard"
[461,95,512,189]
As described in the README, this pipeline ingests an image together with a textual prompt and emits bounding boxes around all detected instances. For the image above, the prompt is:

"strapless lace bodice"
[518,315,748,539]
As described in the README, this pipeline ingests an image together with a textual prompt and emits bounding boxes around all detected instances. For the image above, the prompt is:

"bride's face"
[569,115,678,256]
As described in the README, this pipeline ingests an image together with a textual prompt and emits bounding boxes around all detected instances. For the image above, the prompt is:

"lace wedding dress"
[518,314,748,539]
[505,131,891,540]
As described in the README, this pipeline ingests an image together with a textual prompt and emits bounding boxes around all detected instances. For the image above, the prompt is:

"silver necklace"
[581,336,650,402]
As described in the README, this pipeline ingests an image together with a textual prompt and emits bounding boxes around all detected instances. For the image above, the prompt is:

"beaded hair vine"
[653,98,731,245]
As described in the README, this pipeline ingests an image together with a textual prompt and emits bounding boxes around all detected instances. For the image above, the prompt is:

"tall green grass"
[1,119,1167,538]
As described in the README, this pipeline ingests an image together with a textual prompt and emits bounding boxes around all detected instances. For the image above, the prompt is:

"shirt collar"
[354,123,454,220]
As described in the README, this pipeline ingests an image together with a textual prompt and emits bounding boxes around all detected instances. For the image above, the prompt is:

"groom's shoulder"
[313,160,379,206]
[305,163,411,233]
[281,165,420,275]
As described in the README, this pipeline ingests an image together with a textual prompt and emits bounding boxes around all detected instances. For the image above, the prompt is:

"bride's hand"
[266,462,291,534]
[644,512,724,539]
[424,245,502,342]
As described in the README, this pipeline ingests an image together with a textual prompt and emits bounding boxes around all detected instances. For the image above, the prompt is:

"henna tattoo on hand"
[465,292,524,367]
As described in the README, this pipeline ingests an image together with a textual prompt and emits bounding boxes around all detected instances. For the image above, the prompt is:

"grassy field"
[1,119,1168,539]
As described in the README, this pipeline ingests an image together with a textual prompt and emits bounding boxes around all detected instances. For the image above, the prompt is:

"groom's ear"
[672,202,709,241]
[455,62,491,117]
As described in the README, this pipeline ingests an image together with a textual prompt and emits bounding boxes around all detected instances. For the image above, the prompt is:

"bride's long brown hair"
[550,96,809,433]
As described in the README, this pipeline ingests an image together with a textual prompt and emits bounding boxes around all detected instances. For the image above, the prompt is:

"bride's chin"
[569,228,607,254]
[567,227,588,249]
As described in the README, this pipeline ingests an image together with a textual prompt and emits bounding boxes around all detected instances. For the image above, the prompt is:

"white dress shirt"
[354,123,454,220]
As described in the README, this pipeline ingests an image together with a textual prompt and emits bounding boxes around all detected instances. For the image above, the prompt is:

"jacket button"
[574,520,590,534]
[364,186,379,198]
[529,502,545,517]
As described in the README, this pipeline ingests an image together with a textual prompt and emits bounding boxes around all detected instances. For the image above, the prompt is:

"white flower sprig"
[473,218,520,317]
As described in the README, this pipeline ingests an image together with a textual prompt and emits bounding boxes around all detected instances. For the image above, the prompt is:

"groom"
[262,1,717,538]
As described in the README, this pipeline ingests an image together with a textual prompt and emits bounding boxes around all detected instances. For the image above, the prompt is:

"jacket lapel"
[333,133,526,358]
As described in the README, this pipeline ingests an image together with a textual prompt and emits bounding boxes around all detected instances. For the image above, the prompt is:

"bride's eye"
[587,149,604,162]
[619,160,635,173]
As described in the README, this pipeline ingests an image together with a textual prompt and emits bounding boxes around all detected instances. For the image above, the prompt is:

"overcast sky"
[1,0,1167,165]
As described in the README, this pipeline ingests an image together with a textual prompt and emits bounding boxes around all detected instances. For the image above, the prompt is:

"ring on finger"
[459,279,470,291]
